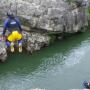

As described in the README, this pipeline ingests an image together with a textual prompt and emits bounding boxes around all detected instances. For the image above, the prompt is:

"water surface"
[0,30,90,90]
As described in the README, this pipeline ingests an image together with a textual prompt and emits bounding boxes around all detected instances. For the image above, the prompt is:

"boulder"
[0,0,89,33]
[0,31,7,62]
[0,42,7,62]
[0,27,7,62]
[22,31,51,53]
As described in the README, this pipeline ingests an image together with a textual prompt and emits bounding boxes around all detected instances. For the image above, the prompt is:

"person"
[83,81,90,89]
[2,12,23,52]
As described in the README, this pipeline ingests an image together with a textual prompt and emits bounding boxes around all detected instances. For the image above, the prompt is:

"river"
[0,29,90,90]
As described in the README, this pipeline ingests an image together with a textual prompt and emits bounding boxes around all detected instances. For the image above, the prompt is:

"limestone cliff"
[0,0,89,61]
[0,0,89,33]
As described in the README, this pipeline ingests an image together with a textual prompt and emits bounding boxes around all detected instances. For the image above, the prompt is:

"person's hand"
[1,35,6,41]
[0,35,2,41]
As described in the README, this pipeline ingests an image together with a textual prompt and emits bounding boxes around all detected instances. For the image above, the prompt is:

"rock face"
[0,42,7,62]
[0,40,7,62]
[22,31,51,53]
[0,0,89,33]
[0,0,89,61]
[0,28,7,62]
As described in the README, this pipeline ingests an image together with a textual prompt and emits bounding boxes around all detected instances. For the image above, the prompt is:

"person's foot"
[10,42,14,52]
[19,43,22,53]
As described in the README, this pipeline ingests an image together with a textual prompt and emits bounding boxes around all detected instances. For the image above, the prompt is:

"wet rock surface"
[0,29,7,62]
[22,31,51,53]
[0,42,7,62]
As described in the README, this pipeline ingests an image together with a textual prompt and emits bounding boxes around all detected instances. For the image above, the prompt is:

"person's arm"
[18,23,22,33]
[15,18,22,33]
[2,19,9,36]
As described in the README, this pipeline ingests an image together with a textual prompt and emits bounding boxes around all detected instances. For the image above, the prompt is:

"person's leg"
[16,31,23,52]
[6,40,14,52]
[7,33,15,52]
[10,42,14,52]
[18,39,23,52]
[6,41,11,47]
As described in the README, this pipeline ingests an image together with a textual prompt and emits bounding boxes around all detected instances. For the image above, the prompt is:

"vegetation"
[66,0,73,4]
[88,6,90,20]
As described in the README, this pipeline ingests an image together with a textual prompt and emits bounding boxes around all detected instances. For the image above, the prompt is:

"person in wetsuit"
[2,12,23,52]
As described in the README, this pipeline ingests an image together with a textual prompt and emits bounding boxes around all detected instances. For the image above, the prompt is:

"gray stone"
[0,0,89,33]
[0,40,7,62]
[0,0,89,61]
[0,27,7,62]
[22,31,51,53]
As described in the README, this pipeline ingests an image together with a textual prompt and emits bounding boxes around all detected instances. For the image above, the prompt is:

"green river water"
[0,29,90,90]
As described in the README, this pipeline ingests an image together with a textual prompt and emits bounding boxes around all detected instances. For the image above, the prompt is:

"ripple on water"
[0,73,37,90]
[65,39,90,68]
[0,37,90,90]
[36,39,90,76]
